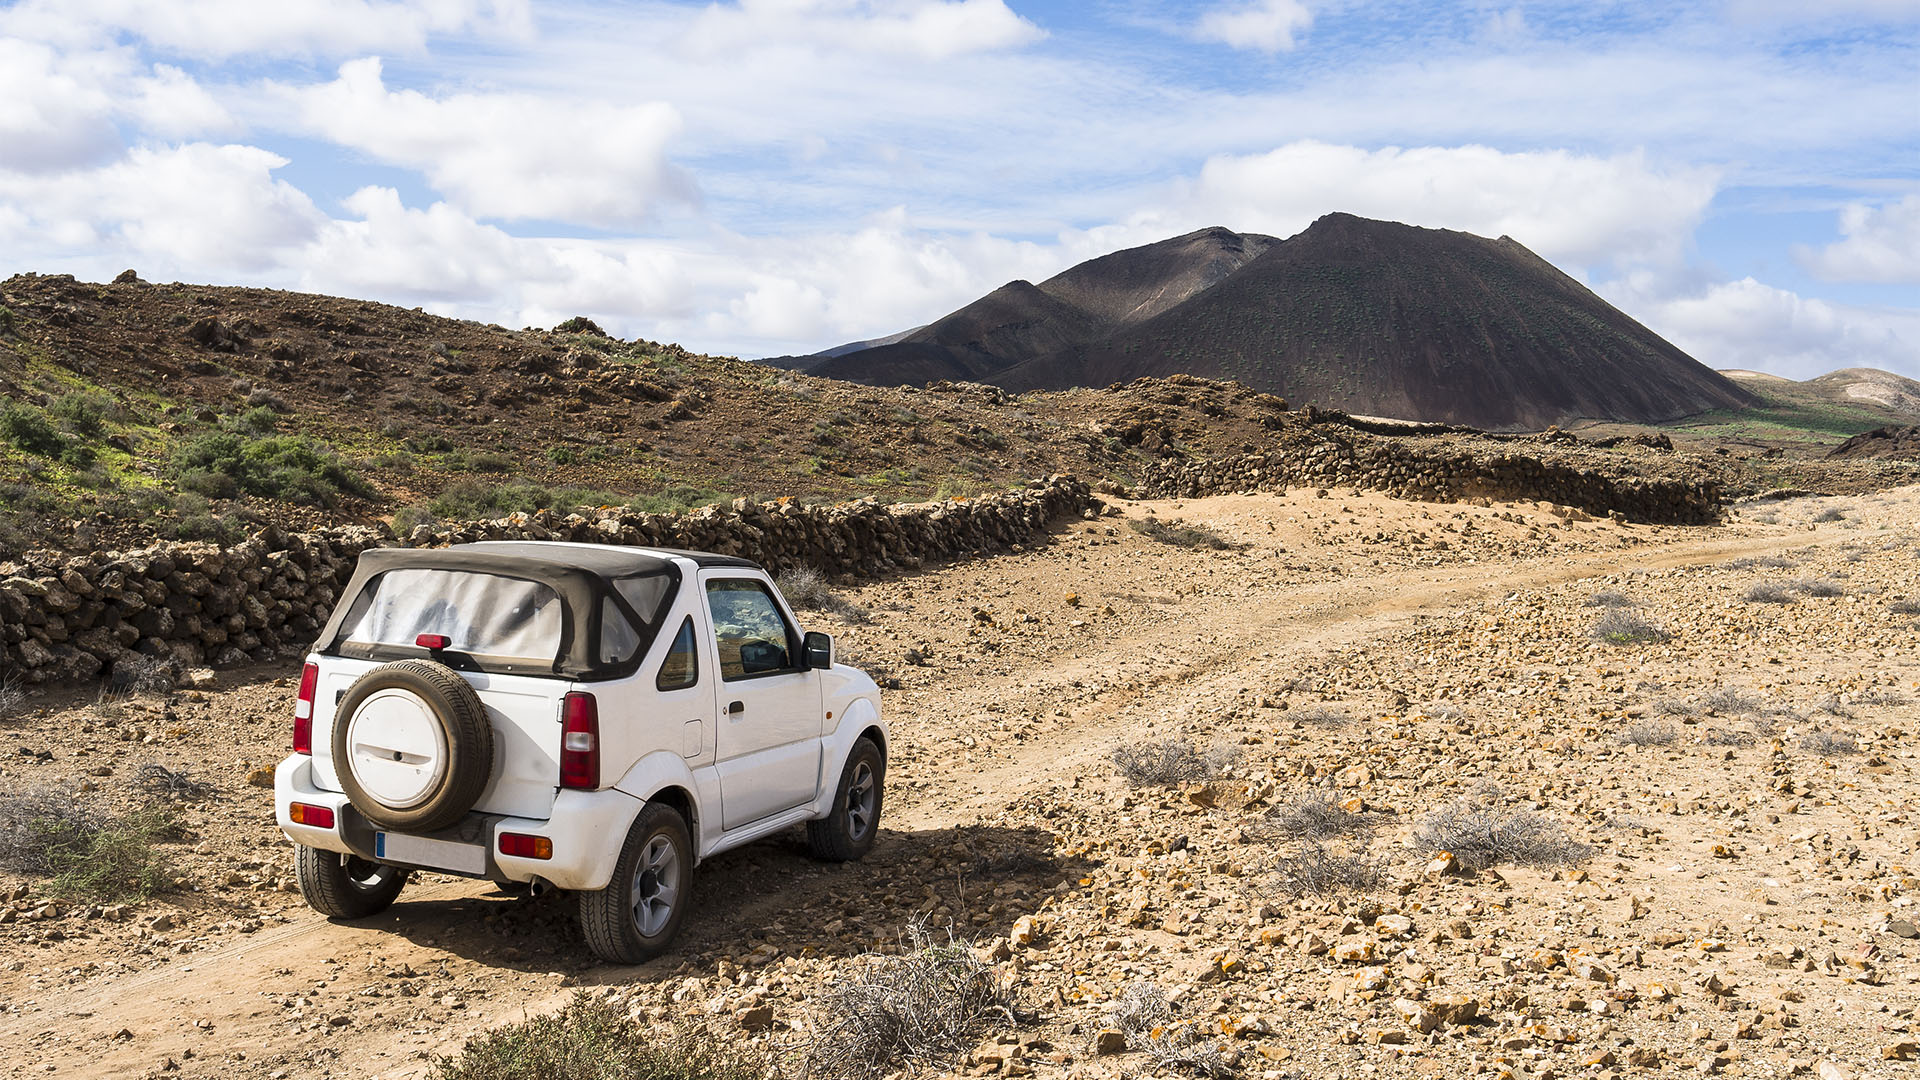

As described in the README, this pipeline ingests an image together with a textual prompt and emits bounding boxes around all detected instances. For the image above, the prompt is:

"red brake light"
[294,662,318,754]
[560,692,600,790]
[498,833,552,859]
[289,802,335,829]
[416,633,450,650]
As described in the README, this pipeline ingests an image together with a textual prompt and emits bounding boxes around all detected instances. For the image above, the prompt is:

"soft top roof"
[459,541,763,573]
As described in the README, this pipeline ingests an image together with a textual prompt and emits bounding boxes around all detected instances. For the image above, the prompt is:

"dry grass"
[1584,590,1637,608]
[133,764,216,801]
[1701,687,1763,714]
[1257,794,1369,842]
[432,992,771,1080]
[1110,738,1236,787]
[1128,516,1244,551]
[1616,721,1679,747]
[1267,844,1384,898]
[1742,582,1797,605]
[776,566,870,624]
[111,654,180,694]
[1589,610,1669,645]
[1411,803,1590,872]
[1102,982,1235,1078]
[1787,577,1847,598]
[0,668,23,717]
[1702,728,1756,747]
[1799,731,1860,757]
[0,784,182,901]
[803,920,1013,1080]
[1290,705,1349,728]
[1888,599,1920,615]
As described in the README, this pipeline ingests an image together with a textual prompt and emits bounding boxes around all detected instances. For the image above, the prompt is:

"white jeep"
[273,541,886,963]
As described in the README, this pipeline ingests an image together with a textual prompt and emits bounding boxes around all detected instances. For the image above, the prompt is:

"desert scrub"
[1290,704,1349,728]
[432,992,770,1080]
[1786,577,1847,598]
[1616,721,1678,747]
[1127,516,1243,550]
[776,565,870,623]
[1799,731,1860,756]
[1110,738,1235,787]
[1411,803,1589,872]
[1584,590,1636,608]
[1888,599,1920,615]
[1701,686,1763,714]
[0,668,23,716]
[1102,982,1234,1078]
[1743,582,1796,605]
[804,920,1012,1080]
[1589,609,1669,645]
[1267,843,1384,898]
[1257,793,1368,842]
[0,785,183,902]
[172,432,371,506]
[0,402,66,457]
[50,391,116,436]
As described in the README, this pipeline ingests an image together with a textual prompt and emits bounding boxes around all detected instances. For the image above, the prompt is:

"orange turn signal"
[289,802,336,829]
[499,833,552,860]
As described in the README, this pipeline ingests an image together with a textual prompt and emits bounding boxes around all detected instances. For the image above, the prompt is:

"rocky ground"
[0,486,1915,1079]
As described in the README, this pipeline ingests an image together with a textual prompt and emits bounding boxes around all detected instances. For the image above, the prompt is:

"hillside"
[795,214,1753,431]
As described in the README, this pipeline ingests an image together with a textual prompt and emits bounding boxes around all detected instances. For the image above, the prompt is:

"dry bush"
[1702,728,1756,747]
[1788,577,1847,598]
[1257,794,1368,842]
[0,668,23,717]
[1651,699,1698,717]
[776,566,870,624]
[111,654,180,694]
[1701,687,1763,714]
[1584,590,1637,608]
[1799,731,1860,757]
[1110,738,1236,787]
[134,764,216,801]
[432,992,771,1080]
[1590,610,1669,645]
[0,784,182,901]
[1812,507,1846,523]
[1888,599,1920,615]
[1411,803,1590,872]
[1267,844,1384,898]
[1853,688,1908,707]
[1813,696,1855,719]
[1742,583,1796,605]
[1727,556,1793,570]
[1290,705,1349,728]
[1617,721,1678,747]
[804,920,1013,1080]
[1102,982,1235,1078]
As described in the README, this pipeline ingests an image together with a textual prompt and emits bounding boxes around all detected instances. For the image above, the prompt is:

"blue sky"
[0,0,1915,377]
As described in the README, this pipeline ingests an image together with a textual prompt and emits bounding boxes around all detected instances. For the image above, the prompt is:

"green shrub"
[406,434,456,454]
[51,392,114,436]
[0,403,66,457]
[228,406,280,435]
[171,432,371,506]
[432,993,769,1080]
[628,485,728,514]
[0,785,183,902]
[469,453,513,473]
[554,316,608,337]
[547,446,577,465]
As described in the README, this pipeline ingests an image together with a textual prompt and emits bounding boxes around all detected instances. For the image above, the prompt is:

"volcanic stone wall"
[1136,438,1722,526]
[0,476,1093,686]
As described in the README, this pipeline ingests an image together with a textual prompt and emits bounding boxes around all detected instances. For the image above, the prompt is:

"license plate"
[374,831,486,875]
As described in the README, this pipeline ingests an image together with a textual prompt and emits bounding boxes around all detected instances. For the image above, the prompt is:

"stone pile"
[0,476,1093,685]
[1136,434,1721,525]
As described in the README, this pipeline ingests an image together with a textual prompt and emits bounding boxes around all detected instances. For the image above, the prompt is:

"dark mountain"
[805,226,1274,386]
[791,214,1753,431]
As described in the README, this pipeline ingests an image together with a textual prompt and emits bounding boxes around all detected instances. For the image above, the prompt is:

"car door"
[702,574,822,830]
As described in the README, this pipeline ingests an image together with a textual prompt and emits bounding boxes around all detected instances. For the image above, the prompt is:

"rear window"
[338,569,562,663]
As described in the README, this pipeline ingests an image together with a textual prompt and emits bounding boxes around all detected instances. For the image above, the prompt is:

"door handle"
[726,700,745,716]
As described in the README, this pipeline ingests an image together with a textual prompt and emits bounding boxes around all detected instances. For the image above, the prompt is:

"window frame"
[702,577,805,683]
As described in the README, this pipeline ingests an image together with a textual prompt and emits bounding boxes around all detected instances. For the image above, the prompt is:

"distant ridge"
[783,214,1753,430]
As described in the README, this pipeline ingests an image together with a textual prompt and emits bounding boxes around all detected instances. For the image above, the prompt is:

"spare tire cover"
[332,659,494,833]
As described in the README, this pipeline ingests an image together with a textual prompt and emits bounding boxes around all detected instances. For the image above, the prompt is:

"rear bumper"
[273,755,642,891]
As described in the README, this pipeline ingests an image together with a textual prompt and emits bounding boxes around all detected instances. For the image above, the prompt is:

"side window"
[655,617,699,692]
[704,579,796,680]
[599,601,642,666]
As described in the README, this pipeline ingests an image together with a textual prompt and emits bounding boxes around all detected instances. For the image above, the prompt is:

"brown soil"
[1,486,1913,1078]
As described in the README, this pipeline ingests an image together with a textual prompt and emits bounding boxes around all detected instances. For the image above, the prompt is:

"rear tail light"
[293,662,318,754]
[415,633,450,650]
[560,692,600,790]
[288,802,335,829]
[498,833,552,859]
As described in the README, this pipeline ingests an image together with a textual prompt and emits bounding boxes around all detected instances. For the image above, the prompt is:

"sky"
[0,1,1916,379]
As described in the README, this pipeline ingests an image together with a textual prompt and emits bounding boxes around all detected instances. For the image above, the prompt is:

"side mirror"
[802,631,833,670]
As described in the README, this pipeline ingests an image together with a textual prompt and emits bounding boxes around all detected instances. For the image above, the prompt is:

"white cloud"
[1096,142,1718,271]
[1799,194,1920,284]
[287,58,691,227]
[1610,274,1920,379]
[0,39,122,174]
[0,0,533,59]
[0,143,322,276]
[129,64,239,140]
[1194,0,1313,53]
[681,0,1044,61]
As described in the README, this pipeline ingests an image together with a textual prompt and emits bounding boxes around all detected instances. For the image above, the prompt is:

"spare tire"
[332,659,494,832]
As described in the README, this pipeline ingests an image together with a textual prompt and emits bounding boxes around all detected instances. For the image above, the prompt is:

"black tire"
[332,659,493,832]
[807,737,883,862]
[295,845,407,919]
[579,803,693,964]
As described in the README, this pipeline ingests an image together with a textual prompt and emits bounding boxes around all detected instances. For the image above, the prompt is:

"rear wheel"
[579,803,693,964]
[807,737,883,862]
[295,845,407,919]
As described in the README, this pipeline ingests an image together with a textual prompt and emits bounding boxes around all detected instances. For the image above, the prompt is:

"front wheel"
[295,846,408,919]
[579,803,693,964]
[807,737,884,862]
